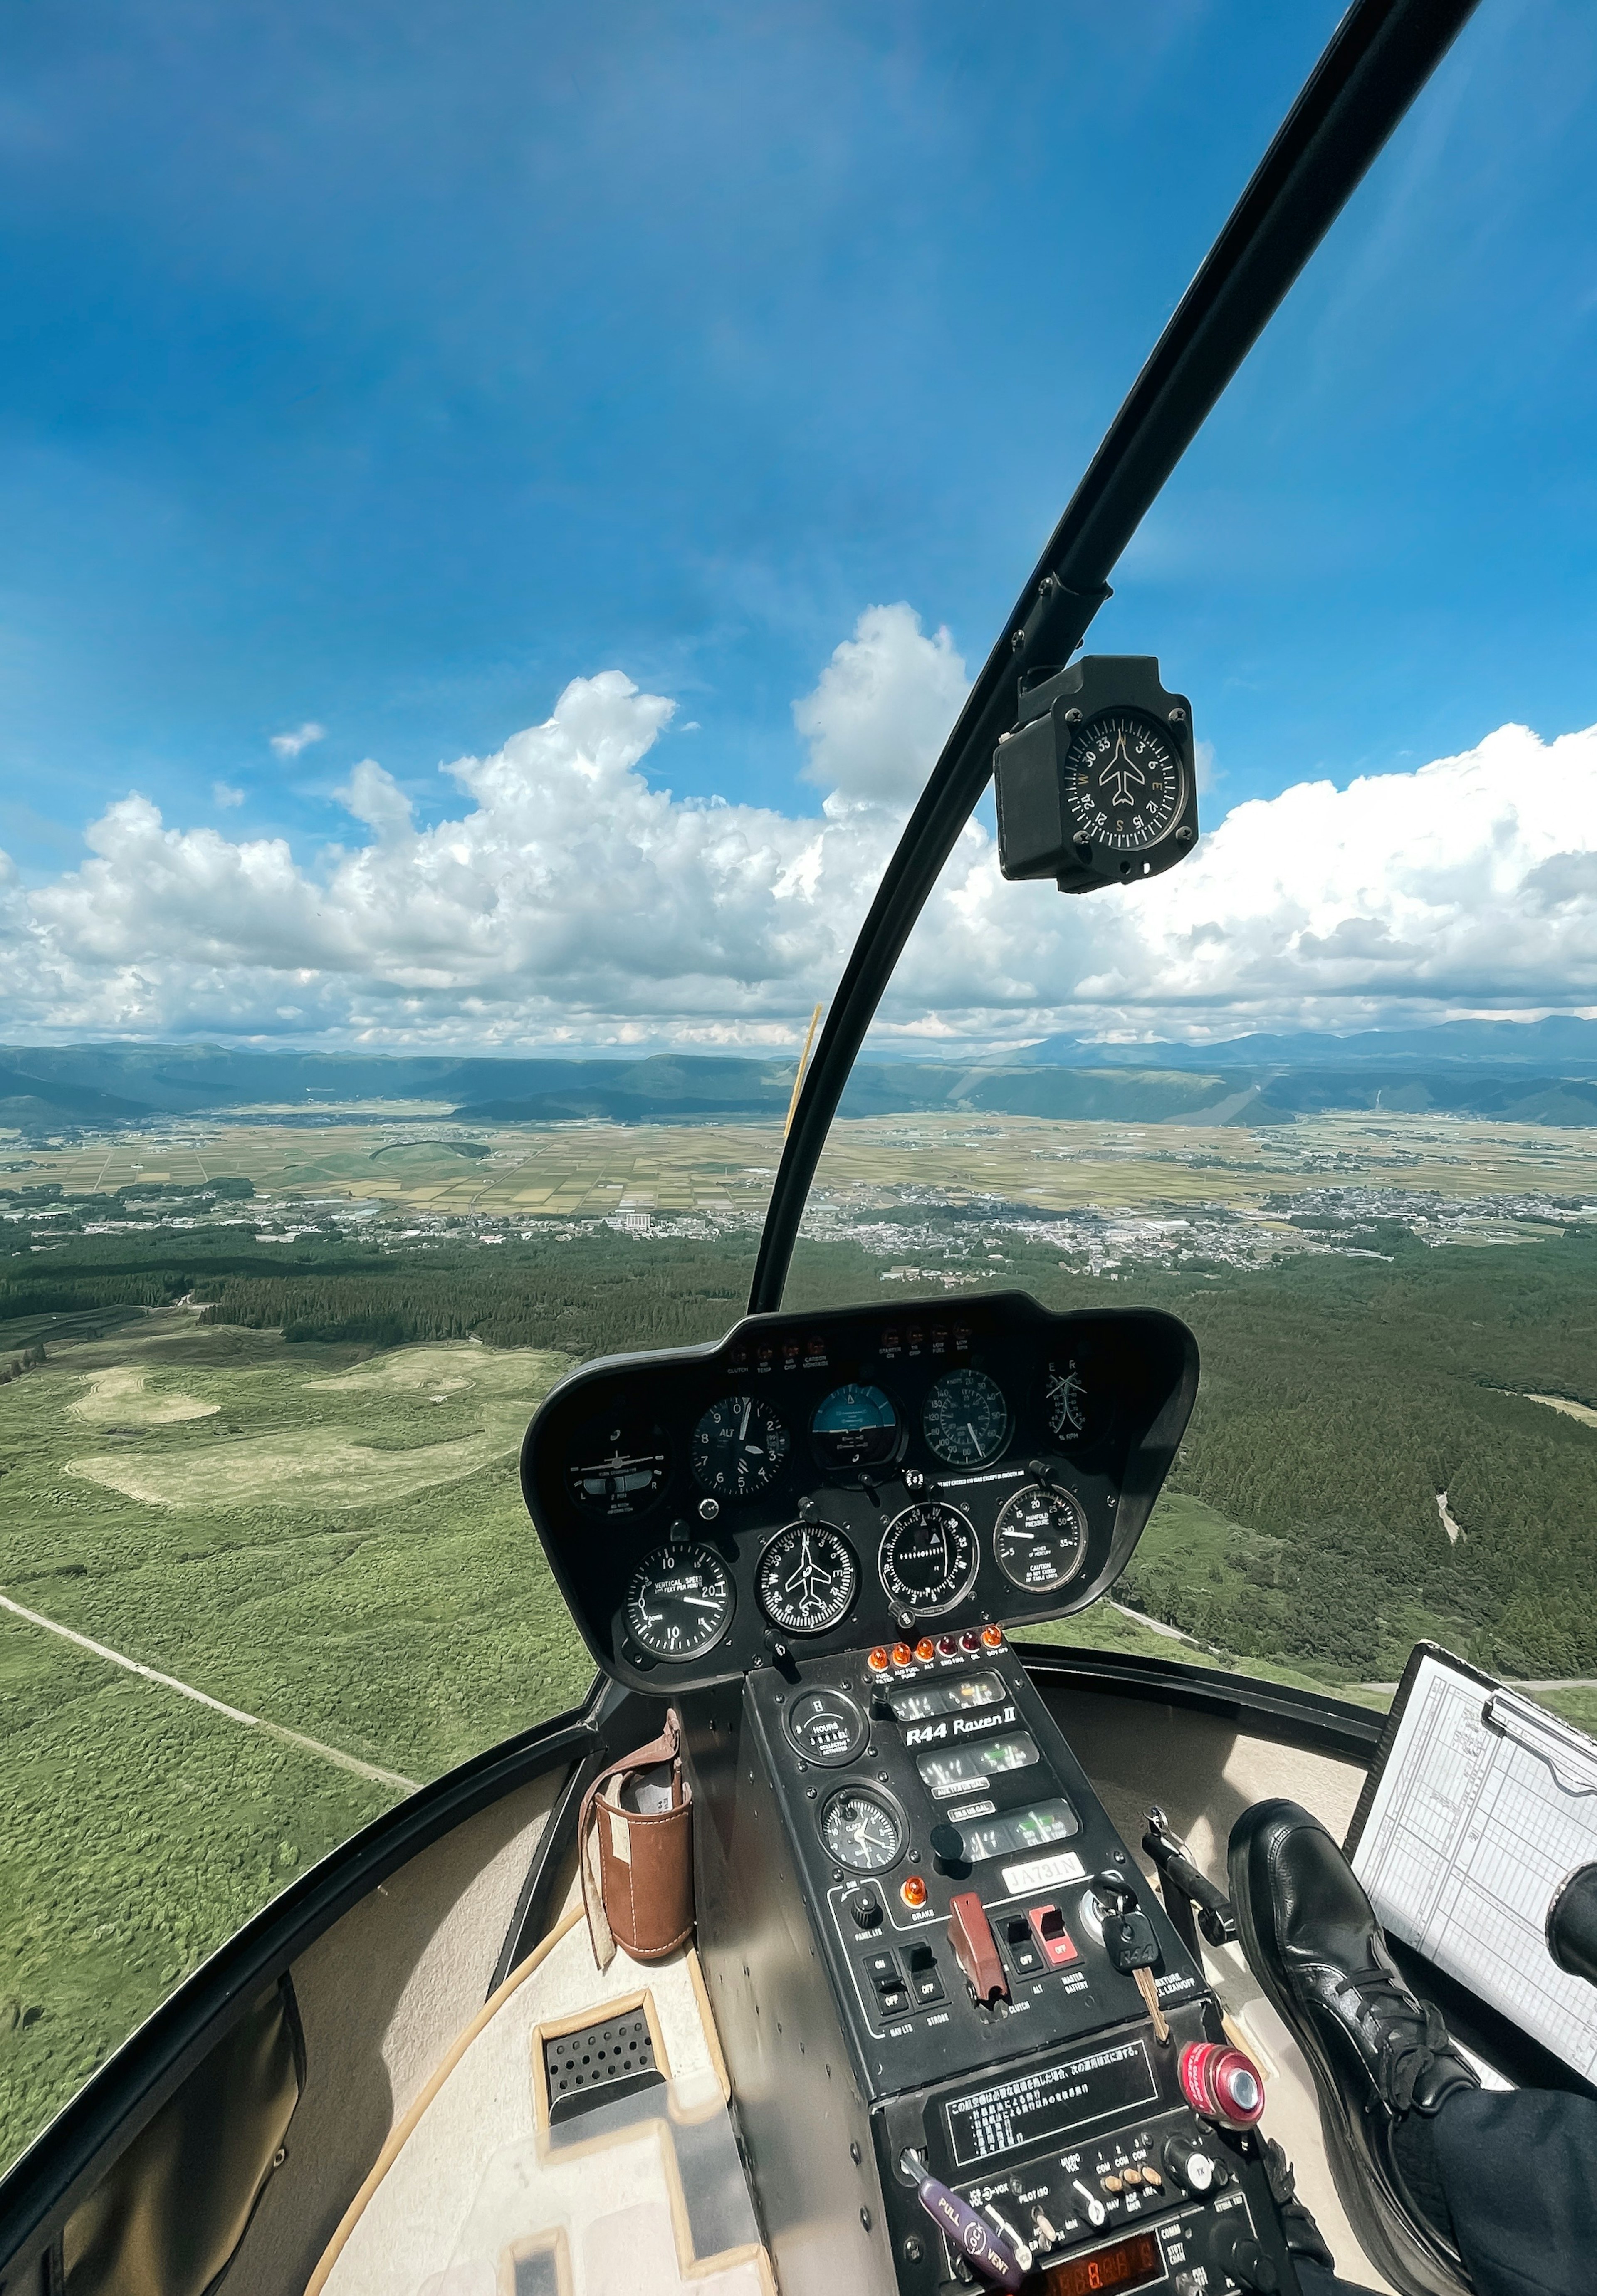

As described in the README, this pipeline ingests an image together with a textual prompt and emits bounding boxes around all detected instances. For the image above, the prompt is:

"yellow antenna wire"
[784,1004,823,1138]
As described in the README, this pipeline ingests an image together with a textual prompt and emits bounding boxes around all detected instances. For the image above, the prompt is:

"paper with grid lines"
[1350,1652,1597,2080]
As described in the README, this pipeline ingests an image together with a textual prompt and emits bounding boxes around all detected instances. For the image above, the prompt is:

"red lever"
[948,1891,1009,2005]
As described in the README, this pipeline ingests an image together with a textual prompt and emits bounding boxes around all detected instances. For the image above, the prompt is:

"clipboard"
[1345,1641,1597,2084]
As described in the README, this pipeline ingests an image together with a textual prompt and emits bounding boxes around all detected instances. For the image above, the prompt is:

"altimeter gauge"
[623,1541,734,1661]
[820,1785,905,1873]
[922,1367,1009,1467]
[1063,709,1186,854]
[993,1484,1087,1594]
[757,1522,859,1635]
[879,1500,979,1617]
[692,1393,790,1499]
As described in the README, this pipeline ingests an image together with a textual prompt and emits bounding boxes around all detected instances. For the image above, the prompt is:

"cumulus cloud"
[1,610,1595,1049]
[269,720,326,759]
[795,603,968,807]
[212,781,246,809]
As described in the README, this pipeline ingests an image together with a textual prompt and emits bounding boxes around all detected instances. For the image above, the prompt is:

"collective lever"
[948,1890,1009,2007]
[900,2151,1024,2291]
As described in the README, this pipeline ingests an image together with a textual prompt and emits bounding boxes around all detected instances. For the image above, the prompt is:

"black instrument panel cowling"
[520,1289,1198,1696]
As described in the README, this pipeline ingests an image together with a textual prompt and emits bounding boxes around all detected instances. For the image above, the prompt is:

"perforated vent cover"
[542,2011,663,2125]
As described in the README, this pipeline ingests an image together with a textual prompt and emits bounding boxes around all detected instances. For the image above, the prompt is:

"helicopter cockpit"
[5,7,1595,2296]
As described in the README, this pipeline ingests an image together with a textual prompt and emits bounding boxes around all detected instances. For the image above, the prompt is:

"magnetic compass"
[1063,709,1186,854]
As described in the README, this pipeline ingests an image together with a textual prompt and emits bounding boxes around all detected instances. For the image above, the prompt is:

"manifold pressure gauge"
[994,653,1199,894]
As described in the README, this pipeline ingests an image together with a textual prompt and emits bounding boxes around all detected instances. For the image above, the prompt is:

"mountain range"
[2,1020,1597,1132]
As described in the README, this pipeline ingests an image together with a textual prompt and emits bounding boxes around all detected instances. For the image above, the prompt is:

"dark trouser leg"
[1292,2264,1384,2296]
[1431,2088,1597,2296]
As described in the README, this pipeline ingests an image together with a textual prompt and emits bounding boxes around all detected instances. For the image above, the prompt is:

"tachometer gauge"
[922,1368,1009,1467]
[623,1541,734,1661]
[757,1522,859,1635]
[1063,708,1186,854]
[811,1382,902,1474]
[820,1785,905,1873]
[994,1484,1087,1594]
[1044,1355,1098,1448]
[879,1501,979,1617]
[692,1393,790,1499]
[568,1413,670,1516]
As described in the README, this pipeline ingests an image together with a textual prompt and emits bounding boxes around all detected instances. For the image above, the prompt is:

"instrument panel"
[520,1289,1197,1693]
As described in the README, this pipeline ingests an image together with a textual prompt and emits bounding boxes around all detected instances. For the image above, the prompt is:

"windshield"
[4,0,1593,2193]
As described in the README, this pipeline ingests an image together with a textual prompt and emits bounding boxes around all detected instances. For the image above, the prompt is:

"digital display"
[953,1795,1079,1864]
[945,2040,1156,2167]
[917,1730,1040,1799]
[1043,2230,1165,2295]
[888,1669,1005,1723]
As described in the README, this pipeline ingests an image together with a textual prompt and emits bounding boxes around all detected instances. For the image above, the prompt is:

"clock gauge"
[1064,708,1186,854]
[692,1393,790,1499]
[623,1542,734,1661]
[820,1786,905,1873]
[757,1522,859,1636]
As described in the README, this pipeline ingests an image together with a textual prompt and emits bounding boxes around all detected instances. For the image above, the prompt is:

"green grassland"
[0,1320,582,2171]
[6,1193,1597,2175]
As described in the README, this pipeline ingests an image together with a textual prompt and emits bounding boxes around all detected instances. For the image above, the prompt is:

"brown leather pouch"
[579,1710,694,1969]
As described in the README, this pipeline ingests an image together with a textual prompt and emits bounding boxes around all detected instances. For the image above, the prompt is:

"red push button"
[1179,2042,1265,2130]
[1027,1903,1079,1967]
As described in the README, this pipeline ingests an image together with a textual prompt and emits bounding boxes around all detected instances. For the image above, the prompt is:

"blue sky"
[2,0,1596,1049]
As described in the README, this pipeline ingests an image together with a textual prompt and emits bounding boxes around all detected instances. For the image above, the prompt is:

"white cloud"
[1,611,1595,1049]
[212,780,246,809]
[795,602,968,807]
[269,720,326,759]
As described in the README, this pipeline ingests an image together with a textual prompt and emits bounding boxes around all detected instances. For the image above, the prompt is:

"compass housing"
[993,653,1199,894]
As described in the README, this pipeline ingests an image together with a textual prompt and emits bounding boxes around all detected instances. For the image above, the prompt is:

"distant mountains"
[2,1020,1597,1132]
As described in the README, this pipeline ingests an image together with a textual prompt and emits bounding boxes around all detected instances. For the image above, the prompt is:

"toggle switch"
[1028,1902,1080,1966]
[948,1891,1009,2006]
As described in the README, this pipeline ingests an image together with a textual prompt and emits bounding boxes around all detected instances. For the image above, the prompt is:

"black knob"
[848,1891,883,1929]
[1162,2134,1219,2195]
[930,1823,967,1875]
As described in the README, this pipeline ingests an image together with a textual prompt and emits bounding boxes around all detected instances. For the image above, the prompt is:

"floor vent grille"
[542,2013,663,2126]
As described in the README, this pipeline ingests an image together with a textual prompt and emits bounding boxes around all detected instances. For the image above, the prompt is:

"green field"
[6,1177,1597,2176]
[0,1319,581,2171]
[12,1106,1597,1225]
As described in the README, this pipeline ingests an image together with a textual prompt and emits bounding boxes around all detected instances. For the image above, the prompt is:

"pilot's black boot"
[1228,1799,1478,2296]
